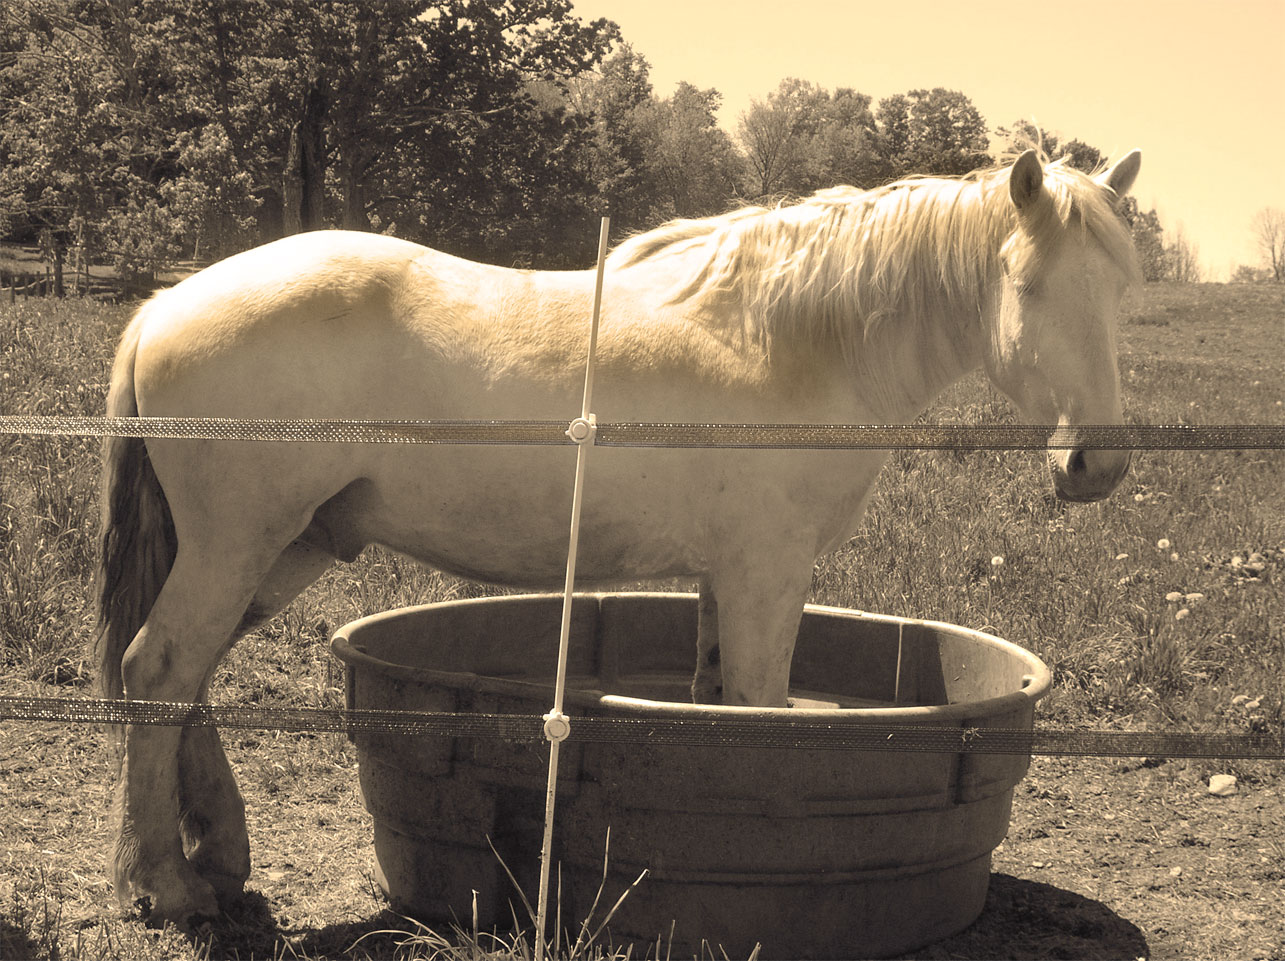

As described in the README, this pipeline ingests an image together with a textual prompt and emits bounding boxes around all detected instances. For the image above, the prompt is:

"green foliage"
[0,0,619,270]
[738,79,882,198]
[996,121,1104,172]
[878,87,991,178]
[739,81,992,201]
[1,4,1188,277]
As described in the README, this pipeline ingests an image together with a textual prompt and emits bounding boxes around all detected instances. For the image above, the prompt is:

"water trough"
[331,592,1051,959]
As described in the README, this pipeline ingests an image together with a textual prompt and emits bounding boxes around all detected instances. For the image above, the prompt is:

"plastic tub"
[331,592,1050,959]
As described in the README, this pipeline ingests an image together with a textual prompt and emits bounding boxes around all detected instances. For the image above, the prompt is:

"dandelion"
[1156,538,1171,550]
[1165,591,1184,603]
[1175,608,1190,621]
[1170,553,1180,562]
[1133,492,1147,503]
[991,555,1005,569]
[1184,592,1205,604]
[1114,553,1129,561]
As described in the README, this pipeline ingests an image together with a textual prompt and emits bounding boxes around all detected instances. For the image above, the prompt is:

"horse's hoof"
[121,873,220,932]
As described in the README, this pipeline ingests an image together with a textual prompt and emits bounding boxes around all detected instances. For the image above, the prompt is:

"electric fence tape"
[2,415,1283,449]
[2,694,1281,760]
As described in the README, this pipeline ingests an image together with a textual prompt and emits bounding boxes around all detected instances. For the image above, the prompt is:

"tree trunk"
[340,159,371,231]
[53,242,65,298]
[284,79,329,235]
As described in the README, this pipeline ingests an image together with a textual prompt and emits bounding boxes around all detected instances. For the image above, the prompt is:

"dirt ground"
[1,696,1281,961]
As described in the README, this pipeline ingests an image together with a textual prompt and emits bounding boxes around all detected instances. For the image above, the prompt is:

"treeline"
[1,0,1195,289]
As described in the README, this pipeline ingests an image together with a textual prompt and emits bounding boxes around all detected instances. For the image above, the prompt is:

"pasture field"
[1,282,1282,959]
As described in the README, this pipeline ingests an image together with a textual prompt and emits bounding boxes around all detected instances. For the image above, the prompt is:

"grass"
[1,281,1283,958]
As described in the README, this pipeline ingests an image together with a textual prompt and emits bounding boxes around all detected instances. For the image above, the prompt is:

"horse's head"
[983,149,1142,502]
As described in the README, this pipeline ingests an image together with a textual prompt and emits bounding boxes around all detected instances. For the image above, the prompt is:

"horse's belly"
[348,446,708,586]
[341,445,881,587]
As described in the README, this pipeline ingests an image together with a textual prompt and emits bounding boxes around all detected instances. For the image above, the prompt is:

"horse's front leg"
[703,544,815,707]
[691,580,722,703]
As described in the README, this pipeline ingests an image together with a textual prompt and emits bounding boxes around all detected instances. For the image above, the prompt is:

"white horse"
[98,149,1141,927]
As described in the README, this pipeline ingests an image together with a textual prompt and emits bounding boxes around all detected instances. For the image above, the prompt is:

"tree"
[561,47,741,237]
[737,79,825,198]
[1120,197,1169,282]
[995,121,1104,172]
[1,0,620,274]
[0,0,159,287]
[877,88,991,178]
[564,44,660,235]
[737,79,881,200]
[645,82,743,219]
[1164,224,1201,283]
[1251,207,1285,282]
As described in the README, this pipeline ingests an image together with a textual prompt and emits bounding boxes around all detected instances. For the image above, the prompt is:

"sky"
[571,0,1285,281]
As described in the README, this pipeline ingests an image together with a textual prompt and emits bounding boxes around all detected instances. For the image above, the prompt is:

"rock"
[1208,774,1238,797]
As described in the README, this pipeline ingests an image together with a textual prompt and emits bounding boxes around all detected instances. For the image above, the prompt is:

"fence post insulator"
[566,415,596,445]
[542,710,571,743]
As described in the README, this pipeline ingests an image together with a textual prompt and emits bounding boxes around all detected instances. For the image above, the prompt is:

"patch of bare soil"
[907,755,1284,961]
[2,695,1282,960]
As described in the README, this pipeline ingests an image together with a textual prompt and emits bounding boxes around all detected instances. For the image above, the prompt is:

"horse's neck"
[850,302,985,423]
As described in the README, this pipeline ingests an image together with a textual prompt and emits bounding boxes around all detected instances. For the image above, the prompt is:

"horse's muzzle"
[1049,447,1132,502]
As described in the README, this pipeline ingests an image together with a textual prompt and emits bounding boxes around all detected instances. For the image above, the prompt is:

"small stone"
[1184,592,1205,604]
[1208,774,1238,797]
[1232,694,1250,706]
[1165,591,1184,602]
[1169,866,1183,877]
[1175,608,1190,621]
[1115,552,1129,561]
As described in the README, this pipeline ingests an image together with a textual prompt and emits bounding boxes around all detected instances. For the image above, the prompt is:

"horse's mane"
[607,156,1140,366]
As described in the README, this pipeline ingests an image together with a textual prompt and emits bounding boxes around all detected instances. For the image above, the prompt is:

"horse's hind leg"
[113,546,261,927]
[114,520,326,927]
[178,727,248,902]
[177,538,336,902]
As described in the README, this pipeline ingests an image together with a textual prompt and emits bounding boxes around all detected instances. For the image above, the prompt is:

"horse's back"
[127,231,519,419]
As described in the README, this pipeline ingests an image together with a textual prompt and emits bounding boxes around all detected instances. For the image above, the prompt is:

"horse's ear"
[1009,150,1044,211]
[1097,149,1142,200]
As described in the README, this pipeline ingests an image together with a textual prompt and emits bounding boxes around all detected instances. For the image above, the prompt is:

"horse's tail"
[96,302,177,711]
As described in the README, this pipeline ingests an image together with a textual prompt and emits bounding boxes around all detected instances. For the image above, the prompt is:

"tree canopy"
[0,2,1196,285]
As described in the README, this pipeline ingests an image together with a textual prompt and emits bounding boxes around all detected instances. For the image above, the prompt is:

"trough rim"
[330,592,1052,724]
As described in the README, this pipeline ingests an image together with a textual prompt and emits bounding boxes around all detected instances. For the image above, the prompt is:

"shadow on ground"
[895,873,1149,960]
[197,872,1148,960]
[0,919,48,961]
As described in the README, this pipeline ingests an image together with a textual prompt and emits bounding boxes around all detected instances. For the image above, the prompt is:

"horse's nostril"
[1068,449,1087,475]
